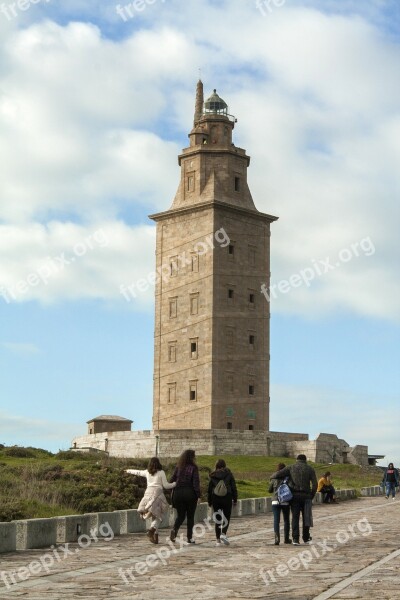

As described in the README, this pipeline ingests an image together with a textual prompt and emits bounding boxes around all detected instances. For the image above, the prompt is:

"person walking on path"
[169,449,201,544]
[269,462,292,545]
[270,454,317,546]
[125,457,176,544]
[208,459,238,546]
[317,471,337,503]
[381,463,399,499]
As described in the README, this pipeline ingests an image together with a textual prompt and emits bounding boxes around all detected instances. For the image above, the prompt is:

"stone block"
[240,499,253,516]
[84,512,120,537]
[16,518,57,550]
[231,501,241,518]
[97,512,121,537]
[56,515,91,543]
[265,497,272,513]
[0,522,17,554]
[114,511,128,535]
[126,510,146,533]
[252,498,266,514]
[194,502,209,524]
[159,506,175,530]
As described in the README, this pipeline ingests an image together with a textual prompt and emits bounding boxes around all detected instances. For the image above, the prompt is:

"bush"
[4,447,36,458]
[0,502,26,522]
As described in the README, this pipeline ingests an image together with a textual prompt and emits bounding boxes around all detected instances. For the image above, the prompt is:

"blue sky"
[0,0,399,465]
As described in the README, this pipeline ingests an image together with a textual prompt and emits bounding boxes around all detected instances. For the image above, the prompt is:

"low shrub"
[4,447,36,458]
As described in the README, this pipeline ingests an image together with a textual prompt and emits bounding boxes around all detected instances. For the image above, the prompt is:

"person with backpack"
[381,463,399,499]
[169,449,201,544]
[269,462,292,545]
[125,457,176,544]
[208,459,238,545]
[270,454,317,546]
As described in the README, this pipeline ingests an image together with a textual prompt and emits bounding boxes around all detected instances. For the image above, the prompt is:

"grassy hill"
[0,446,383,522]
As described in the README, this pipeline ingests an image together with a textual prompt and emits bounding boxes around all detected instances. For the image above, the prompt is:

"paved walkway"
[0,497,399,599]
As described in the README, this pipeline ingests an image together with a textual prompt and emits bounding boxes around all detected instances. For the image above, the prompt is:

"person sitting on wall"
[317,471,337,503]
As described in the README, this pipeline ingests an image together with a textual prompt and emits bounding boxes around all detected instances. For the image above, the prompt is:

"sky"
[0,0,399,466]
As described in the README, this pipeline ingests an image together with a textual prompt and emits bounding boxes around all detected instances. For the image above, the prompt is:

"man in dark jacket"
[270,454,317,545]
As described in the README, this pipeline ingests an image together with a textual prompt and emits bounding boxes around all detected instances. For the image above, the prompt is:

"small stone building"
[87,415,133,435]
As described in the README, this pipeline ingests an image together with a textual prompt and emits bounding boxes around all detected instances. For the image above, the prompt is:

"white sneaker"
[220,534,230,545]
[215,539,222,546]
[393,497,396,501]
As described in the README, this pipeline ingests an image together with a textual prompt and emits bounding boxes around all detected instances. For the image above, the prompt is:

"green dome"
[204,89,228,114]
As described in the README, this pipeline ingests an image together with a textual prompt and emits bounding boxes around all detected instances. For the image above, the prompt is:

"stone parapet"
[0,486,374,554]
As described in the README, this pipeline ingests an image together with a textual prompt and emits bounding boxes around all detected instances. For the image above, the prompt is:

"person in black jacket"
[208,459,238,546]
[270,454,317,546]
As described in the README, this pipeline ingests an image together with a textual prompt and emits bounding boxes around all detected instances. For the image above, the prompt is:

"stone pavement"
[0,497,399,599]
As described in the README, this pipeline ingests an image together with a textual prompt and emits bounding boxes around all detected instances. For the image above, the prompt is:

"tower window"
[190,293,199,315]
[189,380,197,401]
[228,244,235,257]
[187,174,195,192]
[234,176,241,192]
[249,334,255,347]
[169,297,178,319]
[170,256,179,277]
[191,253,199,273]
[190,339,198,359]
[249,384,255,396]
[168,342,177,362]
[228,288,234,301]
[249,424,254,431]
[227,422,233,430]
[167,383,176,404]
[226,327,234,349]
[249,292,255,305]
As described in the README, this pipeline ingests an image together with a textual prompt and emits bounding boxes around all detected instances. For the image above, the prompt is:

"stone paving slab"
[0,498,399,599]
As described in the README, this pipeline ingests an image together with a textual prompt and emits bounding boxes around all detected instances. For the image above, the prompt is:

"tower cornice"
[149,199,278,223]
[178,146,250,166]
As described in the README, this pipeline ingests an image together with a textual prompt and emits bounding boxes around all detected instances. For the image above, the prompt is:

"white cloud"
[0,221,156,306]
[271,383,400,466]
[1,342,40,355]
[0,4,398,320]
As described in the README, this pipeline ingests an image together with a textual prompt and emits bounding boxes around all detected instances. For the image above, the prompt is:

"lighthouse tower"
[149,81,277,433]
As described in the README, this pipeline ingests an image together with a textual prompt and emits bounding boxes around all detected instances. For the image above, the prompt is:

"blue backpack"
[277,478,293,503]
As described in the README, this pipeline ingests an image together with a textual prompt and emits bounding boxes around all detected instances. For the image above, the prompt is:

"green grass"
[0,446,383,521]
[197,455,383,498]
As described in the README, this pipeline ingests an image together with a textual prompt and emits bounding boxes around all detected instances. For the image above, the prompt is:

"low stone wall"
[71,429,370,466]
[0,486,368,554]
[361,485,383,497]
[72,429,311,459]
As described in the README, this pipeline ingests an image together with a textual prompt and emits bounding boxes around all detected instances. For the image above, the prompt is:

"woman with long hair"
[125,457,176,544]
[269,462,292,545]
[169,449,201,544]
[207,459,237,546]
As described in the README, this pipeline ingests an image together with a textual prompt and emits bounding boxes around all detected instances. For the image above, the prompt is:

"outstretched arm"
[125,469,147,477]
[160,470,176,490]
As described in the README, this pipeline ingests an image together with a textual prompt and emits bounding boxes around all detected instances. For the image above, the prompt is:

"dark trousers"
[321,485,335,502]
[173,487,197,541]
[212,494,233,539]
[291,496,311,543]
[272,504,290,540]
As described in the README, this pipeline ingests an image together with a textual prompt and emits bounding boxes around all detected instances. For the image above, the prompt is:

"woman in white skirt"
[126,457,176,544]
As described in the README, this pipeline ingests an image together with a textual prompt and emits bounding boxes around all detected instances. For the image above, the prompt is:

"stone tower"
[149,82,277,433]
